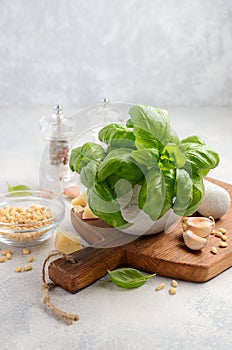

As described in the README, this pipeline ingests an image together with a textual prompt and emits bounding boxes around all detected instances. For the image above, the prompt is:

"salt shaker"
[39,105,76,191]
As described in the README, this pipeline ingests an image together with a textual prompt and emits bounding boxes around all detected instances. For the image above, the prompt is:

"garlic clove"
[183,230,208,250]
[63,186,80,199]
[182,216,215,238]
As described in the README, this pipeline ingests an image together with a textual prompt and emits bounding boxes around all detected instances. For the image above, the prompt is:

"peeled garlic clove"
[183,230,208,250]
[182,216,214,238]
[63,186,80,199]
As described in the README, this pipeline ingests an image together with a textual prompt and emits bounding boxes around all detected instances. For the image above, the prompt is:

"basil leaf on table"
[108,268,156,289]
[7,183,32,196]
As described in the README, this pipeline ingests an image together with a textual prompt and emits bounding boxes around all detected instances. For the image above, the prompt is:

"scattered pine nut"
[171,280,178,288]
[27,256,34,263]
[0,257,5,263]
[211,230,216,235]
[155,283,165,291]
[24,264,33,271]
[169,287,176,295]
[215,231,223,238]
[211,246,217,254]
[221,235,227,241]
[3,249,13,255]
[6,253,12,260]
[219,241,228,248]
[22,248,31,255]
[218,227,227,234]
[15,266,22,273]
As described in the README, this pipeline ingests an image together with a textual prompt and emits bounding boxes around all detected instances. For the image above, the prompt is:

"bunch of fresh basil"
[69,105,219,229]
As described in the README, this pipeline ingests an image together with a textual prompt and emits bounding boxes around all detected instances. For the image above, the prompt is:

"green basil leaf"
[184,174,205,216]
[80,160,99,189]
[97,148,143,183]
[159,170,175,217]
[181,135,205,146]
[126,118,134,128]
[98,123,135,148]
[164,143,187,168]
[88,182,129,228]
[138,164,165,220]
[7,183,32,196]
[131,148,159,170]
[108,268,156,289]
[129,105,171,149]
[173,169,193,216]
[181,138,220,173]
[69,142,105,173]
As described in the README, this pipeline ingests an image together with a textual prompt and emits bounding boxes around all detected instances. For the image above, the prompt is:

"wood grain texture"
[49,178,232,293]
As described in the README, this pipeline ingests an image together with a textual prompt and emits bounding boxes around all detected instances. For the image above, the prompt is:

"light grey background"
[0,0,232,108]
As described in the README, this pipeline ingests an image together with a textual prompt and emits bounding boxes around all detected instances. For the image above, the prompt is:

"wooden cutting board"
[49,178,232,293]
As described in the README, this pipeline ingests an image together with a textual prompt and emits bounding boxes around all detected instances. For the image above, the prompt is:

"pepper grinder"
[39,105,76,192]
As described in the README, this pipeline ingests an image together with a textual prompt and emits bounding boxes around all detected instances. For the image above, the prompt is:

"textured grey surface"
[0,107,232,350]
[0,0,232,107]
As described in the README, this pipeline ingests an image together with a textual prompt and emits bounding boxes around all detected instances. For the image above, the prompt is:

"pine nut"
[27,256,34,263]
[24,264,33,271]
[211,246,217,254]
[171,280,178,288]
[15,266,22,273]
[218,227,227,234]
[155,283,165,291]
[221,235,227,241]
[215,231,223,238]
[22,248,31,255]
[1,250,7,256]
[169,287,176,295]
[219,241,228,248]
[0,257,5,263]
[6,253,12,260]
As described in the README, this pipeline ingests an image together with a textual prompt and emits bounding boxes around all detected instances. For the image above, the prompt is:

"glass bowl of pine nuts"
[0,190,65,247]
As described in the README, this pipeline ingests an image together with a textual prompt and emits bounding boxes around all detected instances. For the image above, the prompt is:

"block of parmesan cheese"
[82,205,99,220]
[54,230,82,254]
[72,192,88,207]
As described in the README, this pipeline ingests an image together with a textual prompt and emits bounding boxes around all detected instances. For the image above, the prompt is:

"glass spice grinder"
[39,105,76,192]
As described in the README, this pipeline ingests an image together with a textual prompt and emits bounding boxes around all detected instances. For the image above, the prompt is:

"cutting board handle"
[49,245,126,293]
